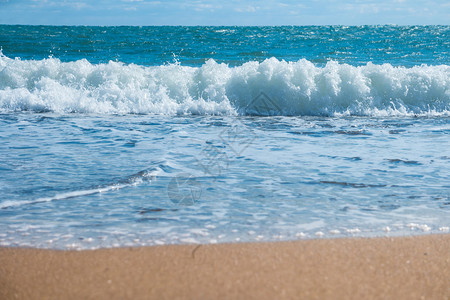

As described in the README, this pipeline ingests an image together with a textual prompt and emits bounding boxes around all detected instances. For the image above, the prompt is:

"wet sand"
[1,234,449,300]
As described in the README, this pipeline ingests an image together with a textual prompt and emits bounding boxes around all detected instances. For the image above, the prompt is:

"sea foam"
[1,54,449,116]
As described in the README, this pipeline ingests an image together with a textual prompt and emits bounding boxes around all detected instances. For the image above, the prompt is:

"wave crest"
[1,55,449,116]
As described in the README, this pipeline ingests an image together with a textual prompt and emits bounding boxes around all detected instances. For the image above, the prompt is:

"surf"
[0,54,449,116]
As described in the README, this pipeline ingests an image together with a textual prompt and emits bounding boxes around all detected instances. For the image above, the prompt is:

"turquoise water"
[1,25,449,67]
[0,26,449,249]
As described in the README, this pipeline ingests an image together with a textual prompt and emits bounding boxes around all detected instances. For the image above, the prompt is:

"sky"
[0,0,449,26]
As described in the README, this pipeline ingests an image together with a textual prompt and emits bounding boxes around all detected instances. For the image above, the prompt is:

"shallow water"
[0,114,448,249]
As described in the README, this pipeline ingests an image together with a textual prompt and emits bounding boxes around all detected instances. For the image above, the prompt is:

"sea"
[0,25,449,249]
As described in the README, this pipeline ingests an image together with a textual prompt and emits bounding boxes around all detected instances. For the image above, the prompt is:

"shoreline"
[1,234,449,299]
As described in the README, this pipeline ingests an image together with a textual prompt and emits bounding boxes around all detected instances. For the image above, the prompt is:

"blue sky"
[0,0,449,26]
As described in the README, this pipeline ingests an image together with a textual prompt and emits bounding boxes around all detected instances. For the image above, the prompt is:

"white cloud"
[235,5,257,13]
[28,0,90,10]
[194,3,214,11]
[180,1,222,12]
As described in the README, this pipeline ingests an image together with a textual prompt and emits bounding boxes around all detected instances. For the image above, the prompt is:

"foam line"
[0,168,159,209]
[1,54,449,116]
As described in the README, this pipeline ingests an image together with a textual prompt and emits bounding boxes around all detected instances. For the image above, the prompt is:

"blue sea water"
[0,25,449,249]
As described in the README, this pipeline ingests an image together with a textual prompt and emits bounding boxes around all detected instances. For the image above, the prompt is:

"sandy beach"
[1,234,449,300]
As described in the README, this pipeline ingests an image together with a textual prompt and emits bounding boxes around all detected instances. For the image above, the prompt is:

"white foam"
[180,238,199,244]
[0,168,160,209]
[406,222,419,229]
[0,187,116,209]
[296,232,306,238]
[417,224,431,232]
[406,223,433,232]
[1,54,448,116]
[346,228,361,234]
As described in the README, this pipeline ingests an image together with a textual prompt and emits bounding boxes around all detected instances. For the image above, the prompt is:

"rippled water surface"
[0,114,448,248]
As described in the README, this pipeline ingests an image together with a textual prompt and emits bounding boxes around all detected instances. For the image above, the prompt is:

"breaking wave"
[1,54,449,116]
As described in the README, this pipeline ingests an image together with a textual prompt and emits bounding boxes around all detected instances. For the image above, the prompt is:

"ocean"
[0,25,449,249]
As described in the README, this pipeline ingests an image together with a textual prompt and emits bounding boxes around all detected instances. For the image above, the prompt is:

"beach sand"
[1,234,449,300]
